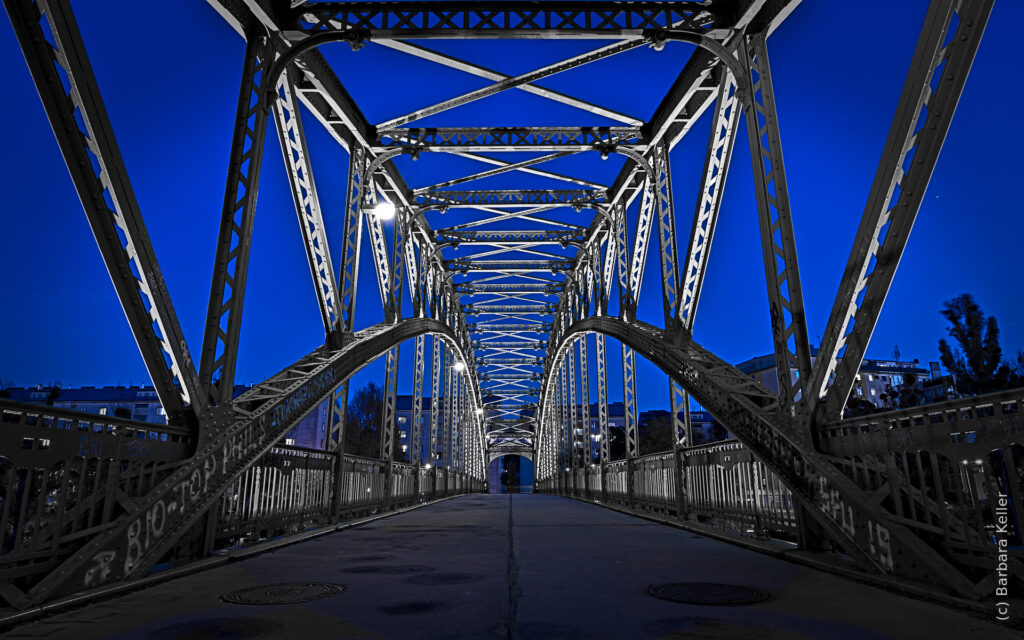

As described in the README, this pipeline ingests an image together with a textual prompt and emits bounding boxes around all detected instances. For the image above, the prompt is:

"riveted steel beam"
[294,3,721,39]
[808,0,994,424]
[420,189,606,208]
[6,0,204,426]
[437,229,586,245]
[379,127,643,151]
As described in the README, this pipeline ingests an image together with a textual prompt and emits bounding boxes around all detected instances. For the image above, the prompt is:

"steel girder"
[378,127,643,151]
[464,304,558,315]
[438,229,585,245]
[473,341,547,351]
[197,31,274,412]
[467,325,552,334]
[420,189,606,208]
[273,71,344,338]
[595,334,610,465]
[675,68,739,330]
[294,2,722,39]
[5,0,204,427]
[447,260,573,273]
[578,335,592,466]
[807,0,994,423]
[738,32,813,409]
[429,337,443,466]
[455,283,564,294]
[543,317,977,597]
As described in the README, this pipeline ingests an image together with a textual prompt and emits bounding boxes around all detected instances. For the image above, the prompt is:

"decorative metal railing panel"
[682,441,797,538]
[214,444,335,542]
[0,401,192,587]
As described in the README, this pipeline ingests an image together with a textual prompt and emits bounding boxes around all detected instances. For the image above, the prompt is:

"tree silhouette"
[937,294,1011,395]
[638,413,675,454]
[344,382,383,458]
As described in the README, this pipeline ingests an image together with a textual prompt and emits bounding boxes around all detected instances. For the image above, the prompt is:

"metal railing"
[540,389,1024,577]
[0,400,484,592]
[538,441,798,541]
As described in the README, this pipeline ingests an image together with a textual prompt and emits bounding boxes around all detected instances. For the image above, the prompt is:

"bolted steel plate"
[221,582,345,605]
[647,583,770,606]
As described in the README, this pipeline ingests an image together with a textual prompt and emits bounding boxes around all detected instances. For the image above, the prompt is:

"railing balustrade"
[0,399,483,589]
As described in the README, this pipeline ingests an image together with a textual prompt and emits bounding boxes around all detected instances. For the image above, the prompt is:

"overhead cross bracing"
[2,0,1012,612]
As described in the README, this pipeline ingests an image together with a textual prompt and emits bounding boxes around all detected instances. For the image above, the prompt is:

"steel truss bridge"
[0,0,1020,614]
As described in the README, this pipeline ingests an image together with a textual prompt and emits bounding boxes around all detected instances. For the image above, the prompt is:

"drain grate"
[648,583,769,606]
[221,582,344,605]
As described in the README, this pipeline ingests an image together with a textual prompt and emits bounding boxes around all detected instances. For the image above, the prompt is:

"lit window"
[99,407,107,416]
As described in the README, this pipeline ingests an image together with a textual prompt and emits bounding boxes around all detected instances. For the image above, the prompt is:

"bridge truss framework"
[1,0,1020,611]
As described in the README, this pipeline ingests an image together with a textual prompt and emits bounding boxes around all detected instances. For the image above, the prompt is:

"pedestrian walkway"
[1,494,1014,639]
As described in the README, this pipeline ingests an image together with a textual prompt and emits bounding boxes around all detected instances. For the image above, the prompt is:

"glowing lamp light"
[372,201,396,220]
[476,408,484,416]
[453,361,466,372]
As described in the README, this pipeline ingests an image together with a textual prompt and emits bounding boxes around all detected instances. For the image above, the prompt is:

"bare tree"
[344,382,383,458]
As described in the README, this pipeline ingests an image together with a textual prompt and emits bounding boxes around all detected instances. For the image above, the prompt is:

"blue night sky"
[1,1,1021,414]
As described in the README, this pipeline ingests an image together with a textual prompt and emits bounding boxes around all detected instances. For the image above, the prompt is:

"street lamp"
[371,201,395,220]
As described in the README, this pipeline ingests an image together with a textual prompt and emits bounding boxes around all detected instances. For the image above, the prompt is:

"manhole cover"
[648,583,769,606]
[221,582,344,605]
[406,572,483,585]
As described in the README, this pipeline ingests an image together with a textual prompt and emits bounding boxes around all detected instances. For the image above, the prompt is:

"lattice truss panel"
[2,0,1013,609]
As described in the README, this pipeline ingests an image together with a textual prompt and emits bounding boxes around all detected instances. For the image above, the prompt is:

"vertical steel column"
[740,33,813,409]
[567,337,578,495]
[595,334,610,501]
[327,382,349,519]
[411,334,425,498]
[622,343,639,507]
[338,147,367,334]
[578,334,591,498]
[389,209,408,321]
[652,141,680,331]
[6,0,203,427]
[443,345,454,476]
[381,346,399,506]
[808,0,994,423]
[198,30,275,412]
[429,336,442,492]
[271,71,341,337]
[560,358,569,491]
[670,379,689,517]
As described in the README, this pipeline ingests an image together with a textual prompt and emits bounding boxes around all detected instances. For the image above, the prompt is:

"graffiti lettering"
[84,551,115,587]
[869,520,894,571]
[115,367,335,582]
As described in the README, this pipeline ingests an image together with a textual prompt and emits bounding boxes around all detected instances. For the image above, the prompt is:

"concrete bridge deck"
[1,494,1012,639]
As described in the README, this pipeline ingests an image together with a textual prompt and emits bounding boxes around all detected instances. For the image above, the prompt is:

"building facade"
[735,349,937,411]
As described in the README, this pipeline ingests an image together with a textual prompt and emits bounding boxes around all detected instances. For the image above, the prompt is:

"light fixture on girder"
[453,360,465,372]
[371,201,396,220]
[476,408,483,416]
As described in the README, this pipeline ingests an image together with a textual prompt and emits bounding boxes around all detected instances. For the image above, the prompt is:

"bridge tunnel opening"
[487,454,534,494]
